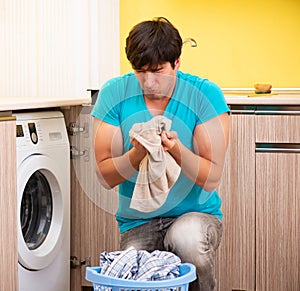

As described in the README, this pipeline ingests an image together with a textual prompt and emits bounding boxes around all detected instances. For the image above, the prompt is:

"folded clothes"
[129,116,181,212]
[99,246,181,281]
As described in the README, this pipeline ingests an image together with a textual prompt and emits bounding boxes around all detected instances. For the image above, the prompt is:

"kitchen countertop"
[0,96,92,113]
[225,94,300,105]
[1,91,300,114]
[223,89,300,105]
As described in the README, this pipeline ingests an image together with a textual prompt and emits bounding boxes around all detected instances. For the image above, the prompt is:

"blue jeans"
[120,212,223,291]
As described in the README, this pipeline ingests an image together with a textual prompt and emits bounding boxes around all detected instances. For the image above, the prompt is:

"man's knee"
[163,212,222,263]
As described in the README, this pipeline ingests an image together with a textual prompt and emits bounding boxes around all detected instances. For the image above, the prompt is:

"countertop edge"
[2,95,300,111]
[0,97,92,112]
[225,96,300,105]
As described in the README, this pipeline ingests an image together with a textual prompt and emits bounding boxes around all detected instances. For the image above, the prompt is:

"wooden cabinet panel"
[215,139,232,291]
[230,114,256,291]
[63,106,120,291]
[65,106,300,291]
[0,118,17,291]
[256,115,300,143]
[256,153,300,291]
[255,113,300,291]
[216,113,256,291]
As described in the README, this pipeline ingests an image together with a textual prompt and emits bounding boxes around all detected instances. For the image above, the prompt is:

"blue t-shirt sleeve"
[196,79,229,124]
[91,78,121,126]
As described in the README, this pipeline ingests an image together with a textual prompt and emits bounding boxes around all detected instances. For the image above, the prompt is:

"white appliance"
[15,111,70,291]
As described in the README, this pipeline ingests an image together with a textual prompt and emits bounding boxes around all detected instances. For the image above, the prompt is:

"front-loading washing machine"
[15,111,70,291]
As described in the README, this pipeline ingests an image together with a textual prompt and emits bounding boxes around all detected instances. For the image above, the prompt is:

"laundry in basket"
[99,246,181,281]
[85,247,196,290]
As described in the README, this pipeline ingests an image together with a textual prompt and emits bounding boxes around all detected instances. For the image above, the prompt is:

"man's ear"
[174,58,181,70]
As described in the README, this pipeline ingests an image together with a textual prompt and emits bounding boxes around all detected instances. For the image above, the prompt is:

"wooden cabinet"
[216,109,256,291]
[64,104,300,291]
[216,107,300,291]
[215,132,232,290]
[0,117,18,291]
[230,112,256,290]
[1,2,119,98]
[62,105,120,291]
[255,114,300,291]
[256,151,300,291]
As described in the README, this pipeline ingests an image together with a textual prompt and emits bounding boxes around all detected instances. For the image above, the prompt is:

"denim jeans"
[120,212,223,291]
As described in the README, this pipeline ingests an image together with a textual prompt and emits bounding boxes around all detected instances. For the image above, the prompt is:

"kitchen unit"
[255,109,300,291]
[62,104,120,291]
[215,94,300,291]
[0,96,90,291]
[0,93,299,291]
[64,93,300,291]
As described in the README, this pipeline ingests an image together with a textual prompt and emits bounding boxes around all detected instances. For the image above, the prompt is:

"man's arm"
[93,118,147,188]
[161,112,230,191]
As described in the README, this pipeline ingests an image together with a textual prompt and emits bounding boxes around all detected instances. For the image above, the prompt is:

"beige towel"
[129,116,181,212]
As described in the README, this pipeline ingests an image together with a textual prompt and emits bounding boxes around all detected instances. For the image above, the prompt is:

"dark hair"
[125,17,182,70]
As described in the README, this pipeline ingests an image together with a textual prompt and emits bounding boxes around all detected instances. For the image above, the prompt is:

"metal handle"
[70,256,91,269]
[255,110,300,115]
[229,105,255,114]
[229,105,300,115]
[70,146,89,161]
[256,143,300,153]
[255,105,300,115]
[68,122,88,135]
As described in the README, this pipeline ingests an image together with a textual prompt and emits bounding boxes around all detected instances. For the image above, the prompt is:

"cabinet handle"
[255,105,300,115]
[256,143,300,153]
[255,110,300,115]
[230,105,300,115]
[229,105,255,114]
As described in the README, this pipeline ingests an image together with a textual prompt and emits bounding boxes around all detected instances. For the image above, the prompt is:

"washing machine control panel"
[16,123,39,145]
[16,113,69,150]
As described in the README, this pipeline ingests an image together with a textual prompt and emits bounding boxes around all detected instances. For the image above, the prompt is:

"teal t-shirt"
[91,71,229,234]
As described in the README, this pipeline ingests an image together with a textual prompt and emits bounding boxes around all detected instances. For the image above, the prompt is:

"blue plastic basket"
[86,263,196,291]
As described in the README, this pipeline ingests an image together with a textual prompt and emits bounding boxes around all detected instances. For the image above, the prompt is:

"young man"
[92,17,230,291]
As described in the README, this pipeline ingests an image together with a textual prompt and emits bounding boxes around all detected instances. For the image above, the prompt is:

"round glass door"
[21,170,53,250]
[18,154,65,270]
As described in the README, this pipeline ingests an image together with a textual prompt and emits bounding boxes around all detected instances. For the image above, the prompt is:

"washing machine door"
[17,154,65,271]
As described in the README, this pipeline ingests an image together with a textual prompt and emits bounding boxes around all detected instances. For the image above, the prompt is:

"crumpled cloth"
[129,116,181,212]
[100,246,181,281]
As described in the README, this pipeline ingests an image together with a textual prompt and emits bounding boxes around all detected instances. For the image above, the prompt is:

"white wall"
[0,0,120,98]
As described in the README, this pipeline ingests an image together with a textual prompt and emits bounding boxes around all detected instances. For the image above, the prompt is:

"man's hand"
[161,131,178,151]
[130,138,148,156]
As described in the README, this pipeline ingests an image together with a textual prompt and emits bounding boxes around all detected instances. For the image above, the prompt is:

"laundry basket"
[85,263,196,291]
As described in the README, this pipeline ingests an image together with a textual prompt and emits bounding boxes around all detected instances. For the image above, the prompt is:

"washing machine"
[15,111,70,291]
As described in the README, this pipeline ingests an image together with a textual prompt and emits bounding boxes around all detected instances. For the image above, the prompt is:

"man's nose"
[144,72,156,88]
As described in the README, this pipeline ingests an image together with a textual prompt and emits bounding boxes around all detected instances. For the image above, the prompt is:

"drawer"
[256,115,300,143]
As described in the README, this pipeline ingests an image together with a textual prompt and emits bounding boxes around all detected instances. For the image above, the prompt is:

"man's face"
[134,60,180,100]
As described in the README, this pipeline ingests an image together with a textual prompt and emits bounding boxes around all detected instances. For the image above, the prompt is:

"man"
[92,17,230,291]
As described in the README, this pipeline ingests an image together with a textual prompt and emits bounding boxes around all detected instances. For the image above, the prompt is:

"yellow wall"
[120,0,300,88]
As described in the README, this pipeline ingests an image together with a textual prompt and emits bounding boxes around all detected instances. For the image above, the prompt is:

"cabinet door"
[215,136,232,291]
[255,114,300,291]
[63,106,120,291]
[0,118,17,290]
[256,152,300,291]
[216,113,256,291]
[230,113,256,291]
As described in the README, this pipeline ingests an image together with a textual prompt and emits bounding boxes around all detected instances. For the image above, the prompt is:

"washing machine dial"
[28,122,38,144]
